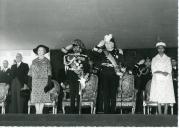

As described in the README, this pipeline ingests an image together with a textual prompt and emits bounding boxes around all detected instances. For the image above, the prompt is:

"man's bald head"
[3,60,8,68]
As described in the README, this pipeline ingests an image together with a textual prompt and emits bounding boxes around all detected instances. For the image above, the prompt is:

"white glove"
[104,34,113,42]
[138,59,145,65]
[97,40,105,47]
[65,44,73,50]
[118,49,123,55]
[129,70,133,74]
[121,67,126,72]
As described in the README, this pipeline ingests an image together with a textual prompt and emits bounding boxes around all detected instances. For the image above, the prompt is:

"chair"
[61,82,70,114]
[0,83,9,114]
[143,80,174,115]
[28,80,60,114]
[62,73,98,114]
[81,73,98,114]
[116,73,137,114]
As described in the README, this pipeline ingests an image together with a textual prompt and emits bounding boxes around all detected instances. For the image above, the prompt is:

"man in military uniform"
[61,39,90,114]
[93,34,124,114]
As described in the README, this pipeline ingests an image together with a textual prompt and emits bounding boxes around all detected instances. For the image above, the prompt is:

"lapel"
[5,68,9,73]
[13,64,18,70]
[17,62,23,69]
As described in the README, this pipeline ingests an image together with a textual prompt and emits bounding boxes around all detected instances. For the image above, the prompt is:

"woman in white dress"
[150,42,175,114]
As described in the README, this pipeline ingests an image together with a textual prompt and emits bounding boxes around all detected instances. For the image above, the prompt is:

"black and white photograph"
[0,0,177,127]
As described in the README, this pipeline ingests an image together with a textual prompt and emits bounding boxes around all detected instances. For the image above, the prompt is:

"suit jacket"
[172,66,178,81]
[10,62,29,87]
[0,68,11,84]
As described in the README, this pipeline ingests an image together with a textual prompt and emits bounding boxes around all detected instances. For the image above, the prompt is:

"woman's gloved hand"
[27,76,32,90]
[44,76,54,93]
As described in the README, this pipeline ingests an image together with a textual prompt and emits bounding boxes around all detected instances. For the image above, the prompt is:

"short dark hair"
[73,39,86,50]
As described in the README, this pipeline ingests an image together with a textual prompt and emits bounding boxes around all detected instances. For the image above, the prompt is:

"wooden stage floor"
[0,114,177,127]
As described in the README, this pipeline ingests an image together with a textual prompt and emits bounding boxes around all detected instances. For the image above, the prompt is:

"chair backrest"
[82,74,98,99]
[0,83,9,102]
[61,81,70,100]
[49,80,60,102]
[144,79,152,101]
[117,73,134,98]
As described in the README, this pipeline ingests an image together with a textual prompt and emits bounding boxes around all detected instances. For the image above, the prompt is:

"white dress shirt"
[17,62,21,68]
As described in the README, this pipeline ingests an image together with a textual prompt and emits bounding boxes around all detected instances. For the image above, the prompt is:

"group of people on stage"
[0,34,177,115]
[0,46,53,114]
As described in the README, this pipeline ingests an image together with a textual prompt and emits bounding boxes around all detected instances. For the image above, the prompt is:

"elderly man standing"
[9,53,29,113]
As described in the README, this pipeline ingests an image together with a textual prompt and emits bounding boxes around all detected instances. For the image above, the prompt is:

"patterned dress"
[28,57,52,103]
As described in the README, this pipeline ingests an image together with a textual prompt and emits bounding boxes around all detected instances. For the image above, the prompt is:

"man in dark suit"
[171,58,178,115]
[0,60,11,84]
[9,53,30,113]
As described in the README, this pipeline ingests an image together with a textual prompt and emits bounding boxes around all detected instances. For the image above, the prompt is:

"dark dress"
[94,49,124,114]
[9,62,29,113]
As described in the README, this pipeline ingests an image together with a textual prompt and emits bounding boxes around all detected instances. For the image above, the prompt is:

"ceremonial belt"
[68,68,83,71]
[101,63,114,67]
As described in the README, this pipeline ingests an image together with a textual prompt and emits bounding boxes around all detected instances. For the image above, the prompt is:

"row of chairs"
[0,74,175,114]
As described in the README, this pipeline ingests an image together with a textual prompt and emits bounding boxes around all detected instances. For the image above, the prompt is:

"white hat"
[156,42,166,47]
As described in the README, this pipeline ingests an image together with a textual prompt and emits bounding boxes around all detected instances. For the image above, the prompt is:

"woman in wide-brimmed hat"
[28,44,53,114]
[149,42,175,114]
[33,44,49,55]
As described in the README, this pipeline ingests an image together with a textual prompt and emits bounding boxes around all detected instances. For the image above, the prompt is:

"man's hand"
[66,44,73,50]
[104,34,112,42]
[21,84,29,90]
[162,72,168,76]
[97,40,105,47]
[137,59,145,65]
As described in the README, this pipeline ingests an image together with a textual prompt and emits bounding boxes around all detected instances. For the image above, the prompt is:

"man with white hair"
[8,53,29,113]
[0,60,11,84]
